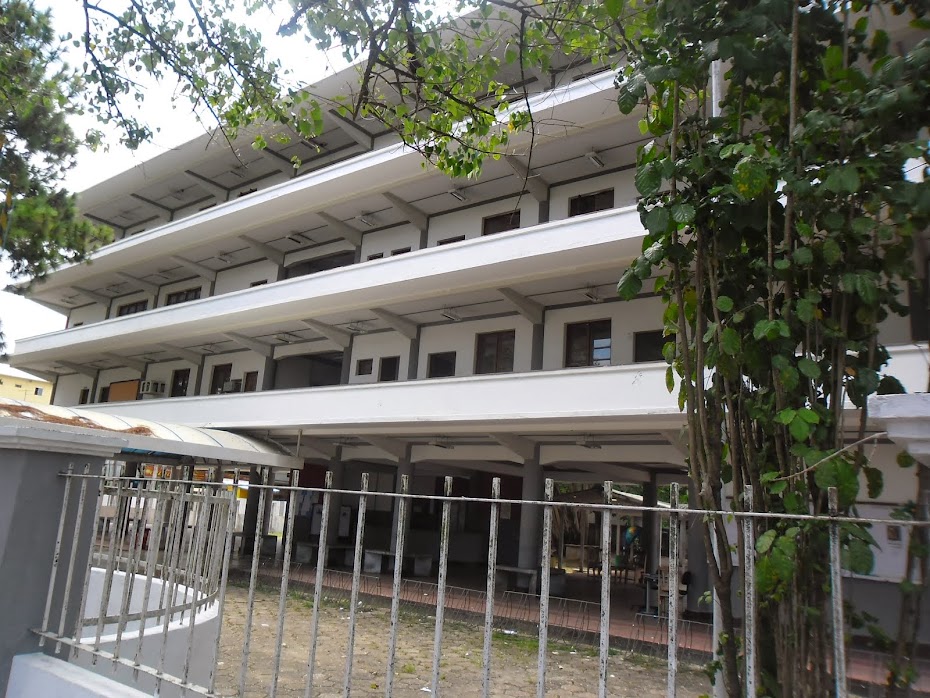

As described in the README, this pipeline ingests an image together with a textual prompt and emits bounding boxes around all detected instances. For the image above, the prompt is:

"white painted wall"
[54,373,93,406]
[348,332,412,383]
[156,277,209,307]
[417,315,534,378]
[214,259,281,295]
[274,338,342,360]
[549,170,637,220]
[7,654,149,698]
[200,350,267,394]
[359,224,421,259]
[427,196,538,247]
[542,297,664,370]
[142,359,199,398]
[68,304,107,328]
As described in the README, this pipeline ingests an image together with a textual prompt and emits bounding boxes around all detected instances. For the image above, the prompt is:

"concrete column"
[325,448,345,546]
[686,490,709,613]
[260,356,277,392]
[340,336,355,385]
[642,474,659,573]
[530,323,544,371]
[517,457,544,570]
[241,466,262,553]
[261,471,274,535]
[390,455,414,553]
[407,330,421,381]
[0,423,122,692]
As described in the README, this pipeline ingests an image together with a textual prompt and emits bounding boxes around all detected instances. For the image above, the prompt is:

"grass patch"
[400,663,417,674]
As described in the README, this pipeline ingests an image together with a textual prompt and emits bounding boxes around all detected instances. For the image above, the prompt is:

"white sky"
[1,2,343,354]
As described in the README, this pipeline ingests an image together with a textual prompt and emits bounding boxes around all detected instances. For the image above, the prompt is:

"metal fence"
[32,466,930,697]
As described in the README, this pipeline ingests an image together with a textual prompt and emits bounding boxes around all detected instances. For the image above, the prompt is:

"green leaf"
[793,246,814,266]
[671,203,696,224]
[863,466,883,499]
[635,162,662,197]
[757,529,777,555]
[797,408,820,424]
[732,157,769,199]
[666,365,675,393]
[617,268,643,300]
[814,459,860,508]
[823,238,842,265]
[721,327,741,356]
[897,451,916,469]
[789,415,811,441]
[798,358,820,380]
[843,538,875,575]
[776,408,797,425]
[645,206,670,234]
[716,296,734,313]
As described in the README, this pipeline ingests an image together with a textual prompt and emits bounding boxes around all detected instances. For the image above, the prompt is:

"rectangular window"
[98,386,110,403]
[378,356,400,382]
[634,330,666,363]
[170,368,191,397]
[243,371,259,392]
[427,352,457,378]
[565,320,612,367]
[356,358,373,376]
[391,247,412,255]
[165,287,202,306]
[482,210,521,236]
[437,235,465,246]
[250,280,268,287]
[286,250,355,279]
[475,330,516,374]
[116,299,148,316]
[209,363,233,394]
[33,387,44,396]
[71,322,84,327]
[568,189,615,217]
[78,388,90,405]
[367,252,384,261]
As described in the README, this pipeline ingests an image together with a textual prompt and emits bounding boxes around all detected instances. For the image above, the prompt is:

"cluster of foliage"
[0,0,110,288]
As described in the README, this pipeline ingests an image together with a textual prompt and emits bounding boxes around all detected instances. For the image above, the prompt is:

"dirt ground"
[214,583,710,697]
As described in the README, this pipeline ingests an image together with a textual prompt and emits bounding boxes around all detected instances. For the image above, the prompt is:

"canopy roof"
[0,398,301,470]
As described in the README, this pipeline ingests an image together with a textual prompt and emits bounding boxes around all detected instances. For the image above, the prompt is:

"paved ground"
[215,583,710,697]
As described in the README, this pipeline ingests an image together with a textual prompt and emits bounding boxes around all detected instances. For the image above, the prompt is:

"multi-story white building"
[7,19,929,628]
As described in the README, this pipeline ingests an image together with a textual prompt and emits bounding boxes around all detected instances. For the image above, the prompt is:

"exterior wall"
[416,314,534,378]
[97,367,143,400]
[349,332,412,383]
[426,195,539,246]
[142,359,200,398]
[542,296,665,371]
[214,259,281,295]
[68,304,107,328]
[0,374,52,404]
[8,654,149,698]
[54,373,93,406]
[359,224,422,259]
[199,350,267,395]
[155,277,209,307]
[549,170,637,220]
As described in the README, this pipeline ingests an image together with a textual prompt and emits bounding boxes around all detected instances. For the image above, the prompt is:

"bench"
[495,565,538,593]
[364,548,433,576]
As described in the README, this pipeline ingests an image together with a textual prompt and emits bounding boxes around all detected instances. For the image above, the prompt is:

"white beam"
[382,192,429,233]
[238,235,285,266]
[298,437,338,460]
[364,435,407,461]
[222,332,274,358]
[497,287,544,324]
[300,318,352,349]
[316,211,363,247]
[505,155,550,202]
[102,352,148,373]
[71,286,111,306]
[183,170,229,201]
[157,343,203,364]
[169,255,217,282]
[130,193,173,214]
[369,307,418,340]
[489,433,536,462]
[56,361,97,379]
[115,272,160,295]
[328,109,374,150]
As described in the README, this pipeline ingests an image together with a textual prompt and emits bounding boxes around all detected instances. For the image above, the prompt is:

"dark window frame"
[568,188,615,217]
[165,286,202,306]
[437,235,465,246]
[391,247,412,255]
[482,210,521,236]
[78,388,90,405]
[169,368,191,397]
[209,363,233,394]
[367,252,385,261]
[243,371,259,392]
[356,358,373,376]
[475,330,516,375]
[633,330,666,363]
[564,319,612,368]
[427,351,457,378]
[378,356,401,382]
[116,299,149,316]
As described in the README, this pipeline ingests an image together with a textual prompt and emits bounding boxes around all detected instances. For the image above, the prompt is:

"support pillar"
[241,466,262,554]
[517,457,544,571]
[325,448,345,546]
[686,481,710,614]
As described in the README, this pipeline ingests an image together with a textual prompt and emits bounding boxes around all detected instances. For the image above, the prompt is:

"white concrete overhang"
[25,71,618,299]
[12,206,645,364]
[871,393,930,465]
[77,363,683,435]
[0,398,301,469]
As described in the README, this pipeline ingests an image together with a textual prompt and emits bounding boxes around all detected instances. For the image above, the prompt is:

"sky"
[1,1,342,354]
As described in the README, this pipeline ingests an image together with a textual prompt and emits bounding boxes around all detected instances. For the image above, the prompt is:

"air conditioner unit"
[222,379,242,393]
[140,380,166,396]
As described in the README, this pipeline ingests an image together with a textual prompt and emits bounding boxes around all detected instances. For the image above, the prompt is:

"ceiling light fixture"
[358,214,376,228]
[583,286,602,303]
[346,321,368,334]
[428,438,454,450]
[586,151,606,169]
[577,435,602,449]
[440,308,461,322]
[216,252,233,264]
[448,189,468,202]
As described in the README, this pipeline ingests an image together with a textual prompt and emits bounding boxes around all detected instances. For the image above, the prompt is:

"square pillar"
[517,459,544,571]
